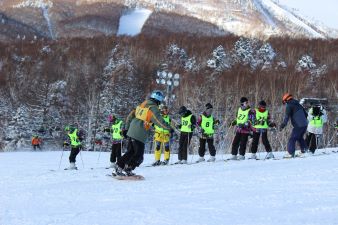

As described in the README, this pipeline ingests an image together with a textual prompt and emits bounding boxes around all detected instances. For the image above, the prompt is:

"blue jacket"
[281,99,308,129]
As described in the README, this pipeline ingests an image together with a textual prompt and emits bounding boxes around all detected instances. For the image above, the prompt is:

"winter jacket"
[125,99,171,144]
[32,137,41,145]
[281,99,308,129]
[307,108,327,135]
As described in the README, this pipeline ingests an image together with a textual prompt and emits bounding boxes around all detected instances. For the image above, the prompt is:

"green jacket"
[125,99,172,144]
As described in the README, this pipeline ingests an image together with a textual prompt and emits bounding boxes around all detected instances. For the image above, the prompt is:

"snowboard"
[106,173,145,181]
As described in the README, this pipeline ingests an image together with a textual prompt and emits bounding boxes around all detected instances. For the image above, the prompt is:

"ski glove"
[122,130,128,138]
[230,120,237,127]
[279,123,286,131]
[269,122,276,128]
[63,141,69,147]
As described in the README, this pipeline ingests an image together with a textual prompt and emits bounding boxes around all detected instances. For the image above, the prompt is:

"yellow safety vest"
[254,109,269,129]
[236,108,250,125]
[111,120,123,140]
[201,115,214,135]
[181,114,192,133]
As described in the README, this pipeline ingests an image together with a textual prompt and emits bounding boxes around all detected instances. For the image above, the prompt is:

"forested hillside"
[0,35,337,151]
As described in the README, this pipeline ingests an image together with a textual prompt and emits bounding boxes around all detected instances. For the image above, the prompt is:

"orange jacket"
[32,138,41,145]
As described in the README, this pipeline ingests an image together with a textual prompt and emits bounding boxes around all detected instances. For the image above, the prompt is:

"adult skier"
[175,106,196,164]
[152,105,173,166]
[249,100,276,159]
[279,93,308,158]
[229,97,255,160]
[114,90,172,176]
[196,103,219,163]
[305,104,327,154]
[104,115,126,168]
[63,126,84,170]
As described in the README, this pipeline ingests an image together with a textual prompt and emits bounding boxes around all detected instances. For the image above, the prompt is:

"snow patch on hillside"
[260,0,324,38]
[13,0,53,8]
[117,8,152,36]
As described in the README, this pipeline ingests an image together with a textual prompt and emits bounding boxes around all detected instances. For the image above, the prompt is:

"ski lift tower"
[156,71,180,107]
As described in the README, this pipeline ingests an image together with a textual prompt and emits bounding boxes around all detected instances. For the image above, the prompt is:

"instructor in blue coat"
[280,93,308,158]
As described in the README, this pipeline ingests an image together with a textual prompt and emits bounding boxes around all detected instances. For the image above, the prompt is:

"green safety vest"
[236,108,250,125]
[309,115,323,128]
[68,129,81,147]
[254,109,269,129]
[111,120,123,140]
[155,115,170,134]
[201,114,214,135]
[181,114,192,133]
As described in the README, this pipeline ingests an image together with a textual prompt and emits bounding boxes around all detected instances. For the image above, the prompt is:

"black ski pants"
[33,144,41,150]
[69,146,80,163]
[110,142,122,163]
[305,132,319,153]
[117,138,144,170]
[250,131,272,153]
[231,132,249,156]
[178,132,193,161]
[198,138,216,157]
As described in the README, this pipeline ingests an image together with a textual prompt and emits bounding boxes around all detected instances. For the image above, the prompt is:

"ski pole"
[96,144,102,164]
[58,145,65,170]
[79,148,85,168]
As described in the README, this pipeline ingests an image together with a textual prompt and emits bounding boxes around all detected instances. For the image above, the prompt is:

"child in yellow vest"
[152,105,172,166]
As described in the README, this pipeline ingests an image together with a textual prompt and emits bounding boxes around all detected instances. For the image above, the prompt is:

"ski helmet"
[150,90,165,103]
[282,93,292,104]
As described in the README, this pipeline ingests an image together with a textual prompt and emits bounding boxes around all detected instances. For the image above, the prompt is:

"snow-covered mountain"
[0,0,337,42]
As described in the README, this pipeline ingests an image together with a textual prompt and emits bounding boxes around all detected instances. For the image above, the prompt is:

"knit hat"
[258,100,267,107]
[205,103,213,109]
[240,97,248,104]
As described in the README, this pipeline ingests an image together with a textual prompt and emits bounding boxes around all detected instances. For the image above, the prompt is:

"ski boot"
[152,160,161,166]
[65,162,77,170]
[114,166,125,176]
[295,151,305,158]
[249,153,257,160]
[207,156,216,162]
[228,155,237,160]
[124,168,136,176]
[237,155,245,160]
[196,157,205,163]
[283,151,294,159]
[180,160,187,164]
[161,160,169,165]
[265,152,274,159]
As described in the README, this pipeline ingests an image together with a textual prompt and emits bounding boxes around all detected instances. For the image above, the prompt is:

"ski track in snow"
[253,0,277,28]
[42,6,55,39]
[261,0,324,38]
[1,150,338,225]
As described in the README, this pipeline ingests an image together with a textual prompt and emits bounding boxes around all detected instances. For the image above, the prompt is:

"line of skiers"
[61,90,337,175]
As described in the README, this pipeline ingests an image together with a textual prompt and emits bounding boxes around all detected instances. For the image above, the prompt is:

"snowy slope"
[1,149,338,225]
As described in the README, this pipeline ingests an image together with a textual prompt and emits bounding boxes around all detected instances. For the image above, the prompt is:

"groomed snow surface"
[1,149,338,225]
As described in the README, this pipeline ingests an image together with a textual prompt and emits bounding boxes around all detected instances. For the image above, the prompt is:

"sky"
[277,0,338,29]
